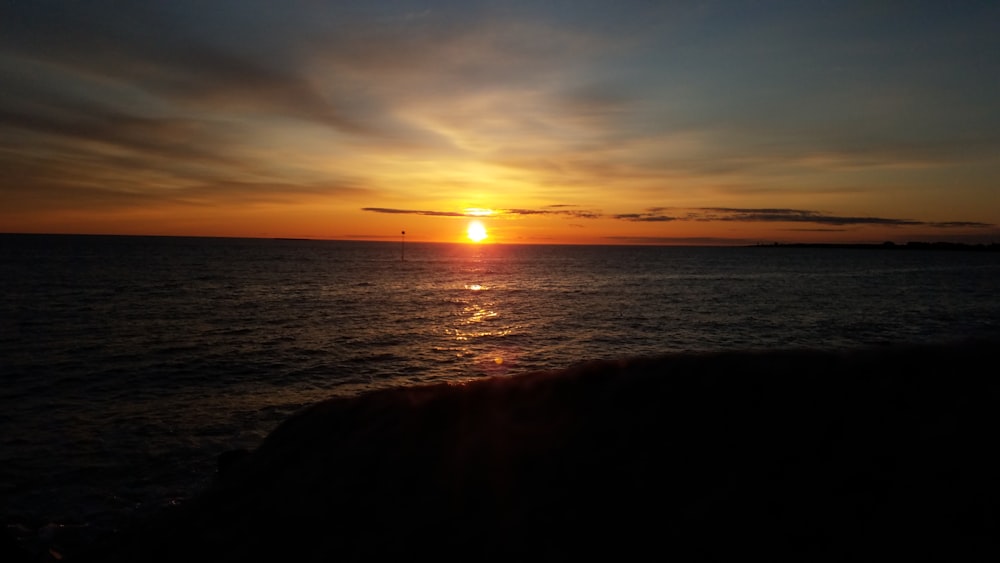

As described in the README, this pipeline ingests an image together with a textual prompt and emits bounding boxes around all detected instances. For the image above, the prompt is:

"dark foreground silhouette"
[70,340,1000,561]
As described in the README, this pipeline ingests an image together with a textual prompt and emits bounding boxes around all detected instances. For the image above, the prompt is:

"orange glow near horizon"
[2,197,995,246]
[1,4,997,247]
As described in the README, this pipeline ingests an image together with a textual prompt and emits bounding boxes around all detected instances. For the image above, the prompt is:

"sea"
[2,233,999,552]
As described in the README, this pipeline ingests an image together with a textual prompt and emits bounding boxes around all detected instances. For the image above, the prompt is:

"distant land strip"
[753,241,999,251]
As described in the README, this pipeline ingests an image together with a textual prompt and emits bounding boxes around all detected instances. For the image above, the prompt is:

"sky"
[2,0,998,245]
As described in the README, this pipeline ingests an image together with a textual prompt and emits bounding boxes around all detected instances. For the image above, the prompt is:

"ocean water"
[2,234,999,546]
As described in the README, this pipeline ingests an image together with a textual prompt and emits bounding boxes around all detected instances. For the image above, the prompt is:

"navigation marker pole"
[401,230,406,261]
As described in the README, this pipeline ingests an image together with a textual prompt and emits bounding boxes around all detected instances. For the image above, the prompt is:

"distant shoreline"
[753,241,999,252]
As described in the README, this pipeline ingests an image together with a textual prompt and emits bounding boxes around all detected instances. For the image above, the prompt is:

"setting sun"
[467,220,488,243]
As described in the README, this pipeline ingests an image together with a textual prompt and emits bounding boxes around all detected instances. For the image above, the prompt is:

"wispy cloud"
[613,212,677,222]
[364,205,994,230]
[690,208,993,228]
[502,208,603,219]
[361,207,468,217]
[1,3,371,135]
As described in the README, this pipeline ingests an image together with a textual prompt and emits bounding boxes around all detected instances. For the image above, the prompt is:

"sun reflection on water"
[443,278,520,376]
[464,303,498,323]
[423,244,532,377]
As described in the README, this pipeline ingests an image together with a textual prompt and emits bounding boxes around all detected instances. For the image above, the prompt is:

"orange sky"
[2,2,998,245]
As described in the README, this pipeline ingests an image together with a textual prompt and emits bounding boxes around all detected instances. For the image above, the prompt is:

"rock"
[216,449,251,481]
[83,340,1000,562]
[0,527,33,563]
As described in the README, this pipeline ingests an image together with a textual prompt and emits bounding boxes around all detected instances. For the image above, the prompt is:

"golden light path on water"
[449,281,516,370]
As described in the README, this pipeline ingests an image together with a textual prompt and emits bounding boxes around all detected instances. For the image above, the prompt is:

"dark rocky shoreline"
[12,339,1000,561]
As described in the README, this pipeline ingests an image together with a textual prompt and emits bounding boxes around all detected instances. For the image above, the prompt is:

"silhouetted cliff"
[80,339,1000,562]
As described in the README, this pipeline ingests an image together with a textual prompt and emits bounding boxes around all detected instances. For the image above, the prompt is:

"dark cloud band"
[363,205,993,229]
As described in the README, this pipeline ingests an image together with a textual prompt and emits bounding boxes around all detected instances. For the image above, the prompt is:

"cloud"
[613,212,677,222]
[362,205,993,231]
[931,221,995,228]
[0,0,639,183]
[0,122,371,213]
[0,101,239,166]
[690,208,969,227]
[361,206,604,219]
[361,208,468,217]
[502,208,603,219]
[686,208,993,228]
[0,3,383,138]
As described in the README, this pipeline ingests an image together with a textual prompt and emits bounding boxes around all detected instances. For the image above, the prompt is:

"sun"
[466,220,488,243]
